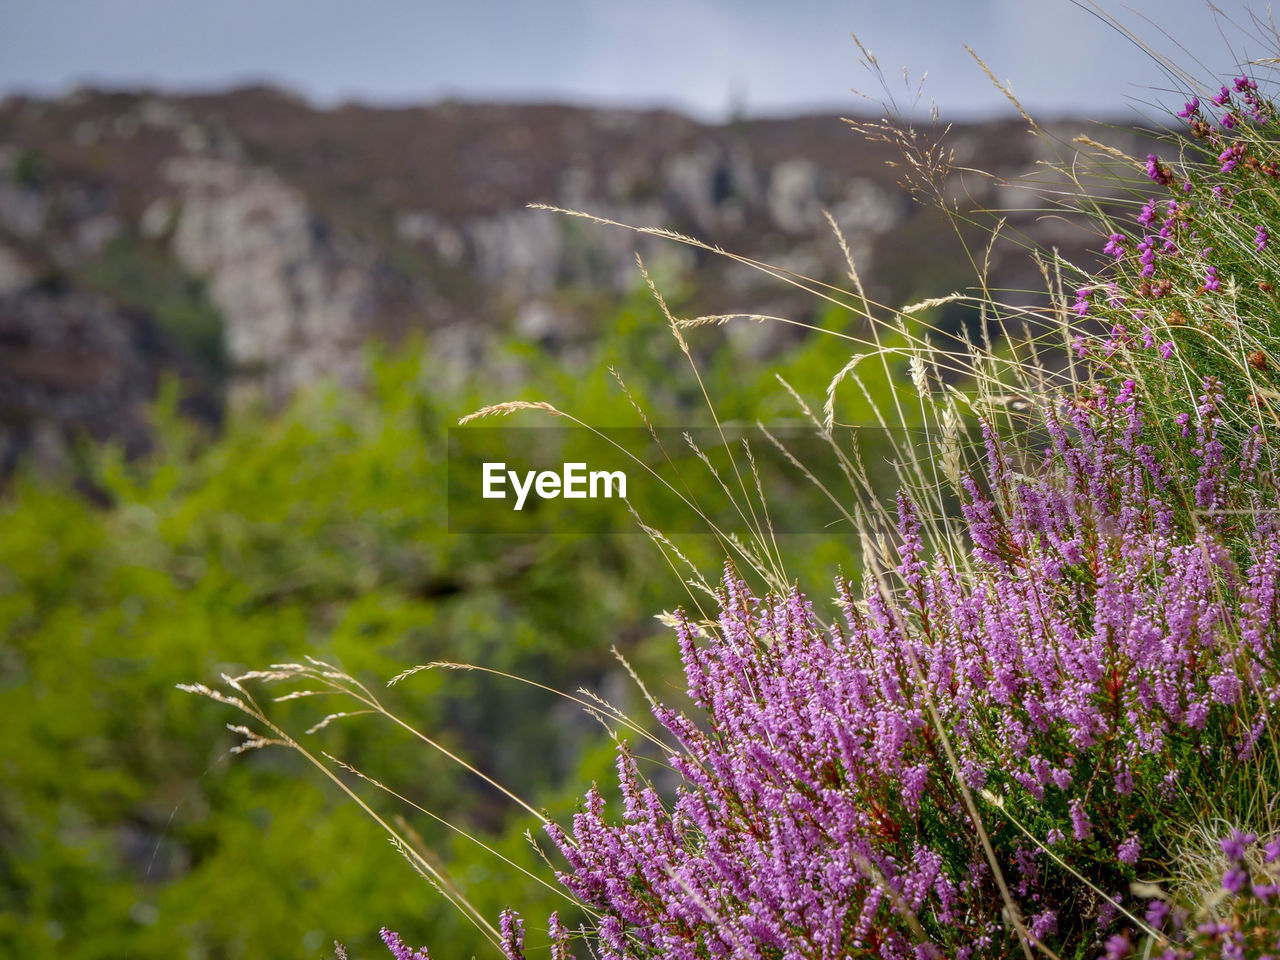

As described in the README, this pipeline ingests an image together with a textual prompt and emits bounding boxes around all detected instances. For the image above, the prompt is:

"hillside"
[0,87,1157,469]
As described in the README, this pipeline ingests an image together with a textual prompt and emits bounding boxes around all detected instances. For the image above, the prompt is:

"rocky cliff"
[0,87,1158,467]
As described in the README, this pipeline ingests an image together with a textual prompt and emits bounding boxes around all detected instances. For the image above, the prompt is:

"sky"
[0,1,1275,121]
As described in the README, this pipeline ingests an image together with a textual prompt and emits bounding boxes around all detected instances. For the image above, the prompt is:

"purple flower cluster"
[377,75,1280,960]
[424,386,1279,959]
[1105,233,1128,259]
[1147,153,1175,187]
[1105,830,1280,960]
[381,928,433,960]
[1078,78,1280,374]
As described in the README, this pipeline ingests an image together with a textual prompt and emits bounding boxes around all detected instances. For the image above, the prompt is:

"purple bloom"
[1069,799,1092,841]
[1138,236,1158,277]
[1029,910,1058,940]
[477,381,1280,959]
[1221,830,1256,861]
[1117,835,1141,864]
[381,929,432,960]
[1104,233,1127,259]
[1219,142,1245,172]
[1258,225,1269,252]
[1103,932,1132,960]
[1205,266,1221,293]
[500,910,526,960]
[1178,96,1200,118]
[1146,154,1174,186]
[1074,287,1092,317]
[1223,867,1249,894]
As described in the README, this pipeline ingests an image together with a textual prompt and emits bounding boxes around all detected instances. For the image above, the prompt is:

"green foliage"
[7,147,46,189]
[0,273,912,957]
[77,232,226,376]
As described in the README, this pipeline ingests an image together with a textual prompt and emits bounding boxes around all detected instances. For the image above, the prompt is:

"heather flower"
[1204,265,1221,292]
[1257,225,1268,251]
[1146,154,1174,186]
[1117,835,1141,865]
[381,928,432,960]
[1178,96,1200,118]
[500,910,526,960]
[1069,799,1093,842]
[1138,236,1157,277]
[1104,233,1127,259]
[1145,899,1170,928]
[1223,867,1249,894]
[548,912,576,960]
[1029,910,1058,940]
[1103,931,1132,960]
[1252,881,1280,902]
[540,386,1275,956]
[1219,141,1245,172]
[1221,831,1256,861]
[1212,85,1232,107]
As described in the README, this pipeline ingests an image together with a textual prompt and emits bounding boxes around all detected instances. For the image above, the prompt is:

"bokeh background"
[0,1,1264,956]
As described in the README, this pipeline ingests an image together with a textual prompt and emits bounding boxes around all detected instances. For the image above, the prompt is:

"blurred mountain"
[0,86,1157,466]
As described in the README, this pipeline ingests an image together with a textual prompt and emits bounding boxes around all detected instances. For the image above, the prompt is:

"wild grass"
[185,6,1280,959]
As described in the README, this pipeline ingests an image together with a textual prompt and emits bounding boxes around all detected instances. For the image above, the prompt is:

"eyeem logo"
[482,462,627,511]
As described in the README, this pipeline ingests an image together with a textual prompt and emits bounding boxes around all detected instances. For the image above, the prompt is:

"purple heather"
[1221,831,1256,861]
[460,385,1280,958]
[1146,154,1174,186]
[380,929,432,960]
[1117,836,1141,865]
[1223,867,1249,895]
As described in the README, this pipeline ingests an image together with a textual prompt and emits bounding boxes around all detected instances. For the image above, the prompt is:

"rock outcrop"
[166,157,377,407]
[0,286,206,478]
[0,88,1162,471]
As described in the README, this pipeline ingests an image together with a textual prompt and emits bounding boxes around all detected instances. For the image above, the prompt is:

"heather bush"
[184,19,1280,960]
[366,46,1280,960]
[1063,72,1280,471]
[402,376,1272,960]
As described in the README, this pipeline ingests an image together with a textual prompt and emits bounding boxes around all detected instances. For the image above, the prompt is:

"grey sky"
[0,1,1274,120]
